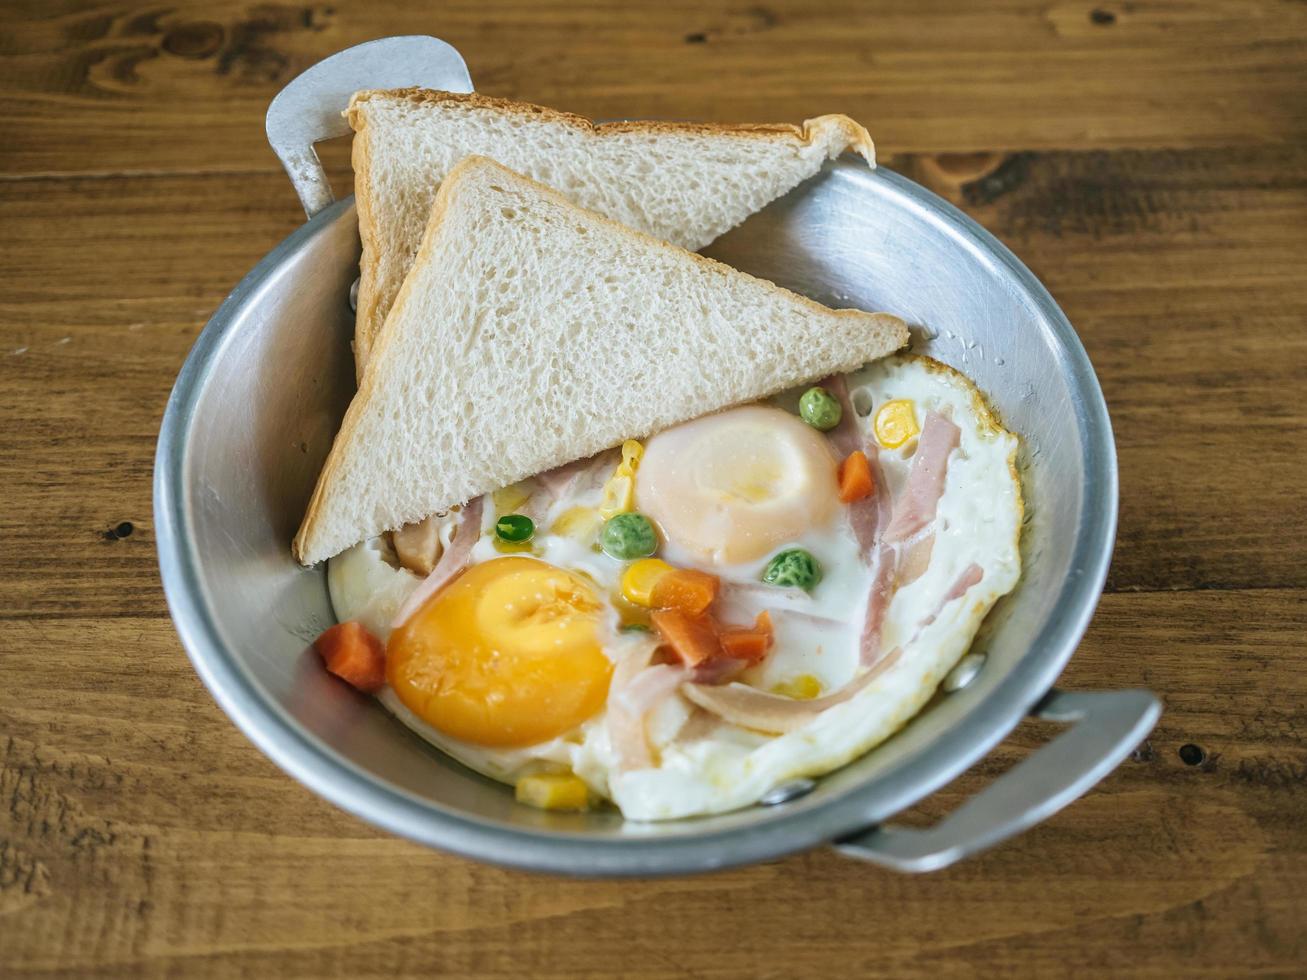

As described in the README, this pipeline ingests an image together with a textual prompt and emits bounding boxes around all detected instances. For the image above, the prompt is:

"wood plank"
[3,0,1306,176]
[0,169,310,620]
[896,144,1307,592]
[4,2,1305,974]
[1,589,1303,976]
[2,143,1304,620]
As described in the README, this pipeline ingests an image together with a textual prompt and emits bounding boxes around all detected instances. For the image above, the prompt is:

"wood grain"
[2,1,1305,976]
[2,591,1304,977]
[3,147,1302,618]
[2,0,1306,177]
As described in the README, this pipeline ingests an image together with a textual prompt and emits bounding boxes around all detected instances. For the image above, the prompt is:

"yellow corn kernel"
[515,773,590,811]
[874,399,920,449]
[771,674,823,700]
[599,440,645,519]
[550,505,603,543]
[493,480,534,516]
[620,558,674,607]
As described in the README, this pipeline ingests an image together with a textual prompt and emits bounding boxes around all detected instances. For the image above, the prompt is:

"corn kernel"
[621,558,674,607]
[874,399,920,449]
[599,440,645,519]
[551,505,603,543]
[771,674,823,700]
[515,773,590,811]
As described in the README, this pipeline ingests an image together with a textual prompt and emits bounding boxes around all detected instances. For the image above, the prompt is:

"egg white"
[327,353,1022,820]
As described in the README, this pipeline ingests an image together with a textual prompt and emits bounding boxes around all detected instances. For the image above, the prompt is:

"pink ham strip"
[825,374,864,459]
[535,450,614,502]
[896,531,936,588]
[883,411,961,544]
[609,651,687,771]
[534,457,590,499]
[684,562,987,735]
[827,375,898,665]
[859,542,897,665]
[825,375,888,555]
[919,563,984,628]
[691,657,748,686]
[673,707,724,746]
[520,451,616,522]
[391,495,485,629]
[607,639,656,769]
[682,647,904,736]
[944,562,984,602]
[680,387,979,737]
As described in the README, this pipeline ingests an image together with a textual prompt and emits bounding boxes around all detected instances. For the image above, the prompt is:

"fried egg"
[327,353,1022,820]
[638,404,840,564]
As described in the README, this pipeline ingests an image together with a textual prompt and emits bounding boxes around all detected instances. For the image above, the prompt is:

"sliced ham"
[827,375,890,555]
[883,411,960,544]
[858,541,898,665]
[691,656,748,686]
[606,642,656,770]
[944,562,984,601]
[896,532,936,588]
[672,706,724,746]
[534,456,591,500]
[391,495,485,629]
[684,563,985,735]
[824,374,866,459]
[682,647,903,735]
[919,563,984,628]
[519,452,617,524]
[828,376,899,666]
[608,645,686,771]
[718,580,818,622]
[535,450,614,502]
[680,385,981,739]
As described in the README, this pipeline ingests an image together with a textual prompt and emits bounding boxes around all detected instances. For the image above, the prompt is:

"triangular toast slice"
[348,89,876,374]
[294,157,906,565]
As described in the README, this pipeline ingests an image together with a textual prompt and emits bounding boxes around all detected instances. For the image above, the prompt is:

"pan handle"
[265,36,473,218]
[833,688,1160,872]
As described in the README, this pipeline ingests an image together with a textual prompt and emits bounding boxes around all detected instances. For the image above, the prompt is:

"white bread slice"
[347,89,875,375]
[293,157,907,565]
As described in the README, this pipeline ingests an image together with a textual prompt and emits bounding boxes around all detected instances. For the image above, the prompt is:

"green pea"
[799,386,842,431]
[495,513,535,543]
[762,548,823,592]
[620,623,652,634]
[601,512,658,560]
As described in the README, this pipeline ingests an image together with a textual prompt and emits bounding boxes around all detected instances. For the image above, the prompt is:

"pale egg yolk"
[636,405,839,564]
[386,557,612,747]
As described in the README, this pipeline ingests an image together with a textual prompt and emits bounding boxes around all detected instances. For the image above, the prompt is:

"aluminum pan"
[154,160,1117,875]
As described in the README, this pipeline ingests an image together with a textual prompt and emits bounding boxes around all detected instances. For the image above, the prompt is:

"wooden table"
[3,2,1304,976]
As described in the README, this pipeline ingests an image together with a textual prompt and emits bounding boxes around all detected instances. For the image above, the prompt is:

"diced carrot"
[651,608,723,668]
[649,568,720,617]
[837,450,874,504]
[718,611,775,665]
[719,630,768,663]
[313,621,386,693]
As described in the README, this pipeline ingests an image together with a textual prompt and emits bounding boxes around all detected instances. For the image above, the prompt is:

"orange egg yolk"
[387,557,613,747]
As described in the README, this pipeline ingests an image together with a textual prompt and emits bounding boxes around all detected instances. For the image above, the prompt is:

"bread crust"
[344,89,876,377]
[348,88,875,163]
[349,102,382,372]
[294,156,906,564]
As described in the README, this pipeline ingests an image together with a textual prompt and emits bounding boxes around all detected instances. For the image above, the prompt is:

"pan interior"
[160,159,1111,862]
